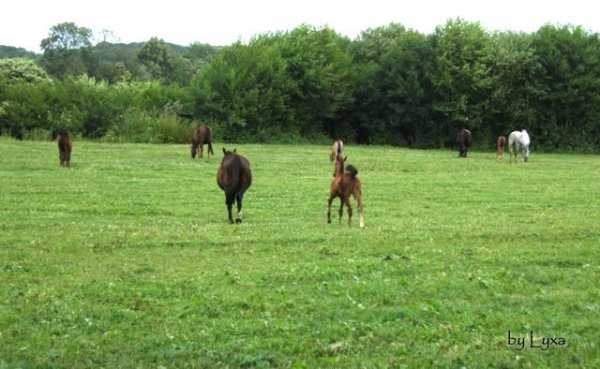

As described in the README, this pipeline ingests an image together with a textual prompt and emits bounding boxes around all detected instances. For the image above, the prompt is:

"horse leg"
[355,192,364,229]
[327,195,334,224]
[235,192,243,224]
[225,193,235,224]
[338,198,344,224]
[344,197,353,226]
[199,144,204,159]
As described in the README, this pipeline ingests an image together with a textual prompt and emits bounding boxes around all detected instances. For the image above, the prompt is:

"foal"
[327,153,364,228]
[456,128,472,158]
[496,135,507,159]
[57,134,72,167]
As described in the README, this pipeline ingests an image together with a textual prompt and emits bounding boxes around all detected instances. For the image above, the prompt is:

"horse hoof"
[235,218,242,224]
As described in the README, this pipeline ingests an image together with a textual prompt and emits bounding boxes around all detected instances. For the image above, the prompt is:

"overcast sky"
[1,0,598,52]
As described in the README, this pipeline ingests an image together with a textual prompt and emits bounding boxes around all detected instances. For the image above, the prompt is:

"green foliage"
[352,24,435,146]
[39,22,93,79]
[0,45,37,59]
[192,25,355,142]
[103,106,193,144]
[430,19,494,142]
[0,58,51,83]
[531,25,600,150]
[40,22,93,51]
[3,22,600,151]
[192,39,295,141]
[136,38,195,85]
[0,141,598,367]
[487,31,542,141]
[277,26,356,138]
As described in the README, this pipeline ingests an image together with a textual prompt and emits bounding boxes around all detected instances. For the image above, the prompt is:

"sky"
[1,0,598,53]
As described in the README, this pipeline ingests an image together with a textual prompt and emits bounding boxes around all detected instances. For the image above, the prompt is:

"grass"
[0,137,598,368]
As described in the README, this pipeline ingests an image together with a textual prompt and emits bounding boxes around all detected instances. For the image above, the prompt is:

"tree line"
[1,20,599,151]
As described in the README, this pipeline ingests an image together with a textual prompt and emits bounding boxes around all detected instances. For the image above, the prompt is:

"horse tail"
[208,141,214,155]
[346,164,358,178]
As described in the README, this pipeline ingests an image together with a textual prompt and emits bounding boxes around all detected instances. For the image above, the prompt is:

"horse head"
[223,147,237,156]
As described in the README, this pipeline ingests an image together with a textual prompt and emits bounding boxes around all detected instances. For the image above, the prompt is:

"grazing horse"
[57,134,72,167]
[327,153,364,228]
[330,139,344,163]
[508,130,530,163]
[496,135,507,159]
[191,124,214,159]
[217,148,252,224]
[457,128,472,158]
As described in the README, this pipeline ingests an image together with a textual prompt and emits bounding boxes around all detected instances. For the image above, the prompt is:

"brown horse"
[191,124,214,159]
[457,128,472,158]
[496,135,507,159]
[217,148,252,224]
[327,153,364,228]
[57,134,72,167]
[329,139,344,163]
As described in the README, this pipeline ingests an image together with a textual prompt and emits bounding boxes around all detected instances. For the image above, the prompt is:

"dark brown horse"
[457,128,472,158]
[191,124,214,159]
[57,134,72,167]
[496,135,507,160]
[217,148,252,224]
[330,139,344,163]
[327,153,364,228]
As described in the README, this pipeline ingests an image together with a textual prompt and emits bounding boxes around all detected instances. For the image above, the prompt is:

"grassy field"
[0,138,598,368]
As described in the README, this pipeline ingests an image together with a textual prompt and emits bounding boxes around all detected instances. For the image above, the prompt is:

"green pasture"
[0,138,598,368]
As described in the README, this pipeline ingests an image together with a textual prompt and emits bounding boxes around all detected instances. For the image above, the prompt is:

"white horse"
[508,130,530,163]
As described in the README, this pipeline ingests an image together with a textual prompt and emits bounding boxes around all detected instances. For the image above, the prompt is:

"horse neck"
[334,157,345,177]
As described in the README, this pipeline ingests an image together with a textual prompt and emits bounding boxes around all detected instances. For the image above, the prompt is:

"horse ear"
[223,147,227,155]
[343,155,348,162]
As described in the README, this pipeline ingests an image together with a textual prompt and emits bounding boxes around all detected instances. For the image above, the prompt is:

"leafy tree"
[39,22,93,79]
[352,24,434,146]
[429,19,495,146]
[0,58,52,83]
[40,22,93,51]
[191,40,293,141]
[276,26,355,139]
[0,46,37,59]
[531,25,600,150]
[137,38,173,82]
[184,42,220,74]
[487,31,542,142]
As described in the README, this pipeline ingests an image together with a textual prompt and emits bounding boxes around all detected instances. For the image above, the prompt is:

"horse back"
[457,129,472,144]
[508,131,522,148]
[193,124,212,144]
[58,135,72,152]
[520,130,530,147]
[218,154,252,193]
